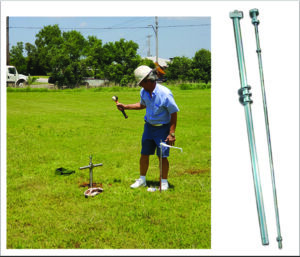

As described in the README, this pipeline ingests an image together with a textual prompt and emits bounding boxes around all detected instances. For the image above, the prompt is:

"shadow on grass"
[146,180,175,190]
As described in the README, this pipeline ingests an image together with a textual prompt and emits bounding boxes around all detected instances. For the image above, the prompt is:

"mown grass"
[31,75,49,79]
[6,86,211,249]
[179,83,211,90]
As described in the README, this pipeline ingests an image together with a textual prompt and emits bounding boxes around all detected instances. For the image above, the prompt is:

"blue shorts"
[141,122,170,157]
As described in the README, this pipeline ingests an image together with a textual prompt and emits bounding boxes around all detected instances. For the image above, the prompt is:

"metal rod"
[89,155,93,188]
[6,16,10,65]
[230,10,269,246]
[155,16,158,64]
[250,8,282,249]
[160,140,162,193]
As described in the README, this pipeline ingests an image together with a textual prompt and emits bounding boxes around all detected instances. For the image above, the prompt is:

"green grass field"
[6,86,211,249]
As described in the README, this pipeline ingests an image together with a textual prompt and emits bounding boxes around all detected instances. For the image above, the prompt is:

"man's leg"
[132,122,155,189]
[130,154,150,188]
[140,154,150,176]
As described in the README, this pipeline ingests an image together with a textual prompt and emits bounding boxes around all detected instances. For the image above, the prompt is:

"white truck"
[6,65,28,87]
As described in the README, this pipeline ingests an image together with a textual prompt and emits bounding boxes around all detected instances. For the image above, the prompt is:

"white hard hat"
[134,65,152,85]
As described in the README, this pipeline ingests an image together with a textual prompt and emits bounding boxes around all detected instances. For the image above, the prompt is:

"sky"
[8,16,211,60]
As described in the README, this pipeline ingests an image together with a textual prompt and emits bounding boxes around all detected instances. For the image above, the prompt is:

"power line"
[110,17,152,28]
[160,24,210,28]
[9,24,210,30]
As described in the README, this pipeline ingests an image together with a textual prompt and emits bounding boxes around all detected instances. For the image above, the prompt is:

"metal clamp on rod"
[250,8,282,249]
[230,10,269,246]
[238,85,253,105]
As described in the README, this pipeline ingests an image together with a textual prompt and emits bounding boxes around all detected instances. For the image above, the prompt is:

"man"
[116,65,179,191]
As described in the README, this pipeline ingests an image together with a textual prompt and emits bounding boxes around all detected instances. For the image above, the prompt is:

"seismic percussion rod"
[250,8,282,249]
[160,140,162,193]
[230,10,269,246]
[159,142,183,193]
[79,155,103,188]
[89,155,93,188]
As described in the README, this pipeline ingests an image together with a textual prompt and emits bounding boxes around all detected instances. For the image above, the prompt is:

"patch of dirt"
[74,242,81,248]
[178,169,210,176]
[79,182,103,188]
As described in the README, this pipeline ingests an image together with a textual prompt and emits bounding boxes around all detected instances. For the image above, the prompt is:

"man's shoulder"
[156,83,172,95]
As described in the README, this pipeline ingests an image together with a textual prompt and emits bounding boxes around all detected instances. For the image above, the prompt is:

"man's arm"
[165,112,177,146]
[117,102,146,111]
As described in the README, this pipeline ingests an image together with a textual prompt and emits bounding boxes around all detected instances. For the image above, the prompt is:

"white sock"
[140,175,146,182]
[161,179,168,184]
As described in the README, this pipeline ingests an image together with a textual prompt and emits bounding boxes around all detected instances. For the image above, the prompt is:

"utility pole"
[7,16,9,65]
[148,17,159,64]
[147,35,152,57]
[155,16,158,64]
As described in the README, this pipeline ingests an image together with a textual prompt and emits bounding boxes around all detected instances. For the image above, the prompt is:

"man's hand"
[165,134,176,146]
[165,112,177,146]
[115,102,128,119]
[116,103,126,111]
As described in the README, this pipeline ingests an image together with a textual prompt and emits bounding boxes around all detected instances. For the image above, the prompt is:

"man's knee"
[141,154,150,161]
[157,156,168,161]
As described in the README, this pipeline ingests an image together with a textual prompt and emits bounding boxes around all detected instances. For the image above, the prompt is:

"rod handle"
[250,8,260,25]
[121,109,128,119]
[79,165,90,170]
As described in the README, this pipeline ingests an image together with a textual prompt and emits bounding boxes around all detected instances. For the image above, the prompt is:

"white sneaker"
[130,178,146,188]
[159,182,169,191]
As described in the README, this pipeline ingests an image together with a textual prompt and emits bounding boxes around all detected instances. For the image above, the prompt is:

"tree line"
[9,25,211,88]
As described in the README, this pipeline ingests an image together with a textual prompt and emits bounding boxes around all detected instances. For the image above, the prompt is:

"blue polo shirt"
[140,83,179,125]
